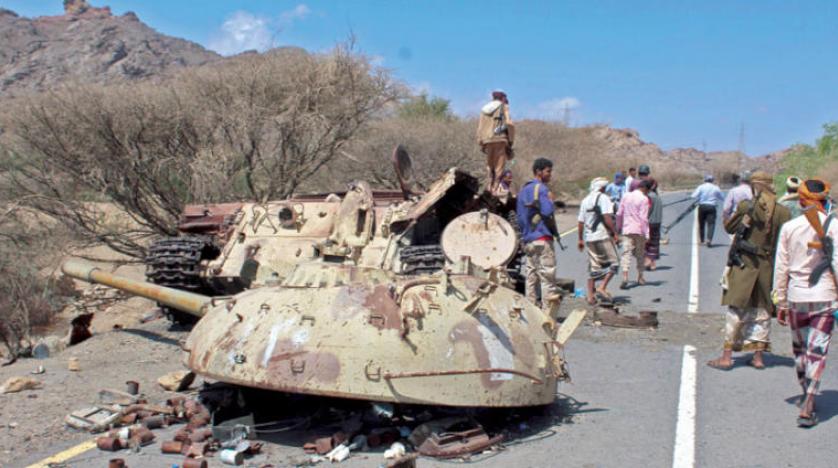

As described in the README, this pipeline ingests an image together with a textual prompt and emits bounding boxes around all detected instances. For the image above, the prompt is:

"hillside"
[0,0,786,182]
[0,0,219,95]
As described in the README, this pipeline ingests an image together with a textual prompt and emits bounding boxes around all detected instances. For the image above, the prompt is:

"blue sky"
[4,0,837,155]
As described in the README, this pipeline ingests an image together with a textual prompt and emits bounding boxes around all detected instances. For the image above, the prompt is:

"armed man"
[578,177,620,305]
[692,174,725,246]
[707,171,791,370]
[477,90,515,195]
[774,179,837,427]
[517,158,562,317]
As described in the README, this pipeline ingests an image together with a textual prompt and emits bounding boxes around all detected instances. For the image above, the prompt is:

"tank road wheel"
[400,245,446,275]
[145,237,219,325]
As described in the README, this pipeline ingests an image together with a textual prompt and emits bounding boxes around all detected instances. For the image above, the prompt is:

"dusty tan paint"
[441,210,518,270]
[64,166,586,407]
[62,260,210,317]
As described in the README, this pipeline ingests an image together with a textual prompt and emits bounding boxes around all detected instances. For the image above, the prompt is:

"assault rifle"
[663,199,699,235]
[804,207,838,289]
[726,200,759,268]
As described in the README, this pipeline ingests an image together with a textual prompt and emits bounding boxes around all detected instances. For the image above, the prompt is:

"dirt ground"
[0,285,727,468]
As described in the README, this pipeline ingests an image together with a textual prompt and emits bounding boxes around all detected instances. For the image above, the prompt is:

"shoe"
[797,413,818,428]
[619,281,629,290]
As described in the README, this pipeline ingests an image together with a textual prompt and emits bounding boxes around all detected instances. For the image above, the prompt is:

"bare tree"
[0,45,402,258]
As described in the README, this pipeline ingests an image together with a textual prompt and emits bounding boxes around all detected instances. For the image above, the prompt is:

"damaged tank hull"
[185,265,561,407]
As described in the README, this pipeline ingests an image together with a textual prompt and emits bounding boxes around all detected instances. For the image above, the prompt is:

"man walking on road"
[692,174,725,246]
[775,179,837,427]
[517,158,562,316]
[477,90,514,195]
[617,179,651,289]
[578,177,620,304]
[723,171,753,222]
[605,172,626,211]
[708,171,790,371]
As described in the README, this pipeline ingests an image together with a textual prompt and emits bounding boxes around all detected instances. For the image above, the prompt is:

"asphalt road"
[23,191,838,468]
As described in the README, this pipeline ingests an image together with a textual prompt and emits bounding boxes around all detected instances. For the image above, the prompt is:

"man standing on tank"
[477,90,514,196]
[517,158,562,317]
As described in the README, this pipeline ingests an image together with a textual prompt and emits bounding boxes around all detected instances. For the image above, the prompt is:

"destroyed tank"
[62,147,585,407]
[145,146,525,324]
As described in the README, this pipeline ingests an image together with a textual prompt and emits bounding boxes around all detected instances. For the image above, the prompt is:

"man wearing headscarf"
[774,179,837,427]
[477,90,515,195]
[707,171,790,371]
[778,176,802,218]
[577,177,620,304]
[691,174,725,246]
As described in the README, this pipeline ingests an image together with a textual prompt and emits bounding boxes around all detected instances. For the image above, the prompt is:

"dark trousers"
[698,205,717,243]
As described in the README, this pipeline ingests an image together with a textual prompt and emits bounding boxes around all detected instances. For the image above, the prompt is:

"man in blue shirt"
[517,158,562,315]
[692,174,725,246]
[605,172,626,210]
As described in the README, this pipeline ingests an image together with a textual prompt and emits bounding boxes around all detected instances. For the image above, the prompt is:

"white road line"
[673,345,697,468]
[673,210,701,468]
[687,209,700,313]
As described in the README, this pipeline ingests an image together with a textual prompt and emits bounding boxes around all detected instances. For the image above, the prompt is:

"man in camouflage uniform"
[707,171,791,370]
[477,90,515,195]
[517,158,561,316]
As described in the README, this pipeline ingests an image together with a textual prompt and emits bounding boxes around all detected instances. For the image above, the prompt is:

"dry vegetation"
[0,44,735,360]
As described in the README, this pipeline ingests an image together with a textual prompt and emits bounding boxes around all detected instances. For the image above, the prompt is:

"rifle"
[804,208,838,289]
[526,183,565,250]
[726,200,758,268]
[663,197,693,208]
[663,199,699,234]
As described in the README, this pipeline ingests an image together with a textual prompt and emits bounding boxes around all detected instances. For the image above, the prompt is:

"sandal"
[749,359,765,370]
[797,413,818,428]
[706,359,733,371]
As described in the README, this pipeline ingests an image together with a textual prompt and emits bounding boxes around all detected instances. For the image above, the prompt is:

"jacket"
[476,100,515,146]
[517,180,555,243]
[721,190,791,313]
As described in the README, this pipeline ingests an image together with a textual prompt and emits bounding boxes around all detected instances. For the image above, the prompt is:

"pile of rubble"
[61,376,561,466]
[66,379,261,467]
[298,403,502,465]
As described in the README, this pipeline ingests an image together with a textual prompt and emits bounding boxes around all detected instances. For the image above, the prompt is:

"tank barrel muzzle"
[62,259,211,318]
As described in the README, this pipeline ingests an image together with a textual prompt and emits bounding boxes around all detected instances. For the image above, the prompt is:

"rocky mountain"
[0,0,220,96]
[591,125,780,182]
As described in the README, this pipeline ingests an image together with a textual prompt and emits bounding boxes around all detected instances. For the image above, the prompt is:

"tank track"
[505,210,526,293]
[400,245,446,275]
[145,236,219,325]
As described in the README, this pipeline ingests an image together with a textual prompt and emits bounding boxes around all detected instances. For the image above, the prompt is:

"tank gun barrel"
[62,259,211,318]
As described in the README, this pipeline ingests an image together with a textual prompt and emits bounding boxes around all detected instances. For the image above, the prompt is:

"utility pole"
[737,121,746,156]
[562,103,572,127]
[737,121,746,173]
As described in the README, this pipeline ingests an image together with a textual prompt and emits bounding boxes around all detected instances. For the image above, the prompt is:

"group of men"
[698,172,835,427]
[478,90,836,427]
[577,165,662,304]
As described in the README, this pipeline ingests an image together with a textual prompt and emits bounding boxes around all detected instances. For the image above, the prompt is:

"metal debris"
[594,306,659,329]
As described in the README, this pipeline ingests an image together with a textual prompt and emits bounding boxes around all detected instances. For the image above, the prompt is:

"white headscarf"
[590,177,609,193]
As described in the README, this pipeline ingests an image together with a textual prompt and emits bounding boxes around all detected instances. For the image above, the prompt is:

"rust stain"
[449,320,503,390]
[267,340,340,383]
[362,285,402,330]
